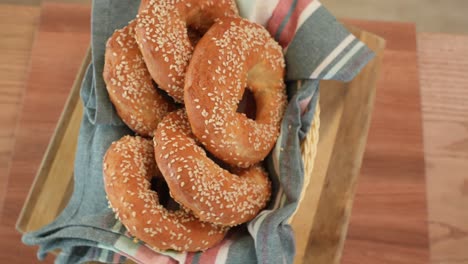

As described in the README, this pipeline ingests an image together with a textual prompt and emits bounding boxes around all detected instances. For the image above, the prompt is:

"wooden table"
[341,19,429,264]
[418,33,468,264]
[0,3,90,264]
[1,2,466,264]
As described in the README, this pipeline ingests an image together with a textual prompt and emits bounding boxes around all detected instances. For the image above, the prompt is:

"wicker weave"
[288,101,320,222]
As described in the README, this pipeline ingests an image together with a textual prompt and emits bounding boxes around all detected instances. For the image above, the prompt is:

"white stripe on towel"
[309,34,356,79]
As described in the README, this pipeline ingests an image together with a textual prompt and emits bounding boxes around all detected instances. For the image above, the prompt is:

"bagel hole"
[236,88,257,120]
[200,144,246,176]
[205,149,251,178]
[150,177,180,211]
[187,25,204,46]
[152,80,182,107]
[185,11,212,46]
[196,140,233,171]
[205,149,232,172]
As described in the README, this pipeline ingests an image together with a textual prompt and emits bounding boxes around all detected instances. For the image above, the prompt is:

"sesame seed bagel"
[103,20,174,137]
[135,0,239,102]
[154,110,272,226]
[184,18,287,168]
[138,0,151,13]
[103,135,228,252]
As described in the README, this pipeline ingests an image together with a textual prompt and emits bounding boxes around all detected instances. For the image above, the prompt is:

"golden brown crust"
[135,0,239,102]
[154,110,272,226]
[184,17,287,168]
[103,136,228,252]
[138,0,151,13]
[103,20,175,137]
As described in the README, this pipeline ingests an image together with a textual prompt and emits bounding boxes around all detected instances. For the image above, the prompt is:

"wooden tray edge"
[303,29,386,264]
[16,48,91,233]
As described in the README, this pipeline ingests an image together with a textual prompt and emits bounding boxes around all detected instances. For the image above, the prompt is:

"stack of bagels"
[102,0,287,252]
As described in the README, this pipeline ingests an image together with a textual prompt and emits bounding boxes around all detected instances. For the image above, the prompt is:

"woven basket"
[289,101,320,222]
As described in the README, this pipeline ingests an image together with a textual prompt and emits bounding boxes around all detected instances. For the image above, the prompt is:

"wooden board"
[16,51,88,232]
[1,2,91,225]
[0,5,43,263]
[0,3,90,264]
[341,20,430,264]
[291,26,385,264]
[6,3,429,264]
[0,4,40,219]
[418,33,468,264]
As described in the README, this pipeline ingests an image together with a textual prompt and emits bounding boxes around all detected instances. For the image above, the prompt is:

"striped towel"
[21,0,374,263]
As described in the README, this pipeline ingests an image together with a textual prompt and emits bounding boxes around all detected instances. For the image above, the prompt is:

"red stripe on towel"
[266,0,294,37]
[278,0,314,47]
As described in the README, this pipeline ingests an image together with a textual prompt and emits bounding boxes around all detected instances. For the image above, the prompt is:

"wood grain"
[1,2,91,226]
[341,20,430,264]
[0,4,40,218]
[418,33,468,264]
[0,3,90,264]
[292,28,385,264]
[292,80,346,262]
[17,51,88,232]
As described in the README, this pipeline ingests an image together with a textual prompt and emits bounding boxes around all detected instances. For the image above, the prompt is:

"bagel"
[154,110,272,226]
[135,0,239,102]
[138,0,150,13]
[103,135,228,252]
[103,20,174,137]
[184,17,287,168]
